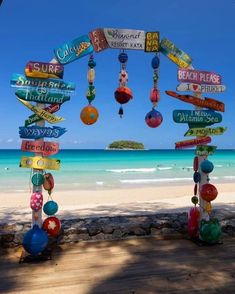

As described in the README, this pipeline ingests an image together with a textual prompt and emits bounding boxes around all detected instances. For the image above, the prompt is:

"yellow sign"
[167,53,189,68]
[20,156,60,170]
[17,98,65,124]
[145,32,160,52]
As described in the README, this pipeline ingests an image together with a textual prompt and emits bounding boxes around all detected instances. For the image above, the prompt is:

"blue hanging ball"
[193,171,201,183]
[88,59,96,68]
[118,52,128,63]
[151,55,160,69]
[201,160,214,174]
[23,225,48,256]
[43,200,58,216]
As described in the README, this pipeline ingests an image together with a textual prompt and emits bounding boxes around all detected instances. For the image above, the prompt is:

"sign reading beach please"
[20,156,60,170]
[178,69,222,85]
[21,140,59,156]
[103,28,145,50]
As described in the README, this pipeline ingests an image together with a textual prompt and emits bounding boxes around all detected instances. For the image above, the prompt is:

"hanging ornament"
[187,206,200,238]
[145,108,163,128]
[30,192,43,212]
[200,159,214,174]
[43,200,58,216]
[80,104,99,125]
[43,216,61,237]
[114,50,133,117]
[200,183,218,202]
[199,219,221,244]
[43,173,54,194]
[31,172,44,186]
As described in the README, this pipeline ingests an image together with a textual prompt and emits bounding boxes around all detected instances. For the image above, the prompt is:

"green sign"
[195,145,217,156]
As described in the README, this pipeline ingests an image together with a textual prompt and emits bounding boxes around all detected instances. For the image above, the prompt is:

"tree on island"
[108,140,145,150]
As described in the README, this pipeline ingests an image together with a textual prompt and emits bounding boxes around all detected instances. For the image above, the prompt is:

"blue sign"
[54,35,94,65]
[19,126,67,139]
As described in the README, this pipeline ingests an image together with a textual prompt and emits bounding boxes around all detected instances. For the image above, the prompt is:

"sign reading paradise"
[21,140,59,156]
[176,83,226,93]
[16,89,70,104]
[11,74,75,92]
[54,35,94,65]
[20,156,60,170]
[19,126,66,139]
[25,61,64,79]
[103,28,145,50]
[17,98,65,124]
[196,145,217,156]
[144,32,160,52]
[173,110,222,126]
[178,69,222,85]
[160,38,192,68]
[25,104,61,126]
[175,137,211,149]
[184,127,227,137]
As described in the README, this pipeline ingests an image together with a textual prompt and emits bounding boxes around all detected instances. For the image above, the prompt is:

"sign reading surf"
[178,69,222,85]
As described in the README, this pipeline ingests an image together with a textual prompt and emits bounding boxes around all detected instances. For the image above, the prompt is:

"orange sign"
[21,140,59,156]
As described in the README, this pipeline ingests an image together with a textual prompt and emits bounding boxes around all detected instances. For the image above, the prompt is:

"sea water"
[0,149,235,193]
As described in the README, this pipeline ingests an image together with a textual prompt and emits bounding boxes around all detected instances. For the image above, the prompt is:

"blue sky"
[0,0,234,149]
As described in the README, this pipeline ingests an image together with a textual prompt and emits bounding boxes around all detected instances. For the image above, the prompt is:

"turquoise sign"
[54,35,94,65]
[10,74,75,92]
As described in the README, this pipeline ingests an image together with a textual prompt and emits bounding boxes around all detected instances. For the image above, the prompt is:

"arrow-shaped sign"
[21,140,59,156]
[195,145,217,156]
[19,126,66,139]
[176,83,226,93]
[20,156,60,170]
[175,137,211,149]
[184,127,227,137]
[173,110,222,126]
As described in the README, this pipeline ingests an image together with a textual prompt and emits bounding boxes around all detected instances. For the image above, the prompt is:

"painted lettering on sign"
[21,140,59,156]
[20,156,60,170]
[173,110,222,125]
[184,127,227,137]
[89,28,109,52]
[25,61,64,79]
[175,137,211,149]
[104,28,145,50]
[25,104,61,126]
[19,126,66,139]
[196,145,217,156]
[178,69,222,85]
[144,32,160,52]
[176,83,226,93]
[54,35,93,65]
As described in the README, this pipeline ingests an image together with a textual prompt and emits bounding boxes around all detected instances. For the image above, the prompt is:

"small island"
[107,140,145,150]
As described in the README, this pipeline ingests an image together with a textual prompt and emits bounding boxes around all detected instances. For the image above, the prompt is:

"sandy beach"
[1,182,235,224]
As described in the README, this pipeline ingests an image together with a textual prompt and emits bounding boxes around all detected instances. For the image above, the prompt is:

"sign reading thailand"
[89,28,109,52]
[54,35,93,65]
[196,145,217,156]
[184,127,227,137]
[25,104,61,126]
[144,32,160,52]
[173,110,222,126]
[176,83,226,93]
[17,98,65,124]
[11,74,75,92]
[20,156,60,170]
[175,137,211,149]
[19,126,66,139]
[165,91,225,112]
[160,38,192,68]
[16,89,70,104]
[103,28,145,50]
[21,140,59,156]
[177,69,222,85]
[25,61,64,79]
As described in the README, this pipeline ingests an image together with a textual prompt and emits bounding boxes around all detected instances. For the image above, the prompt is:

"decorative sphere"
[30,192,43,212]
[201,160,214,173]
[88,59,96,68]
[43,216,61,237]
[151,55,160,69]
[145,109,163,128]
[191,196,199,205]
[80,105,99,125]
[31,173,44,186]
[43,200,58,216]
[193,171,201,183]
[114,87,133,104]
[150,88,160,104]
[23,224,48,255]
[200,183,218,202]
[118,52,128,63]
[199,219,221,244]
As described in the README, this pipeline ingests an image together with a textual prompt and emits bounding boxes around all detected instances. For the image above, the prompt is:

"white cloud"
[6,138,14,143]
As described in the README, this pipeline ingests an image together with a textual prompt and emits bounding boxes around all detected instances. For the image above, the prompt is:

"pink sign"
[21,140,59,156]
[178,69,221,85]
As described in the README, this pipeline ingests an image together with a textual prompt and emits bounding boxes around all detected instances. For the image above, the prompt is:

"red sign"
[175,137,211,149]
[25,61,64,79]
[21,140,59,156]
[89,28,109,52]
[178,69,221,85]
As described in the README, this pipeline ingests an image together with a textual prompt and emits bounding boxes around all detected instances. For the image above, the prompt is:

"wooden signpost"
[175,137,211,149]
[17,99,65,124]
[196,145,217,156]
[178,69,222,85]
[144,32,160,52]
[19,126,67,139]
[176,83,226,93]
[20,156,60,170]
[54,35,94,64]
[21,140,59,156]
[173,110,222,125]
[166,91,225,112]
[25,61,64,79]
[25,104,61,126]
[184,127,227,137]
[89,28,109,52]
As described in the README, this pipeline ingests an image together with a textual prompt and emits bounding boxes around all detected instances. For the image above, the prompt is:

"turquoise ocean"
[0,149,235,193]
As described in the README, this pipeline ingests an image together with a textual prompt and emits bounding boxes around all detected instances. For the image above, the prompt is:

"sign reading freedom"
[178,69,222,85]
[21,140,59,156]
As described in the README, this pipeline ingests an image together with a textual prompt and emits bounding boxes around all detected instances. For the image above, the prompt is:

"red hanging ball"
[200,183,218,202]
[150,88,160,104]
[42,216,61,237]
[114,86,133,104]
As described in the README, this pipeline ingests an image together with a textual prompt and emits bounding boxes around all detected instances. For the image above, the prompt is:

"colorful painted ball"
[200,183,218,202]
[86,85,96,103]
[43,216,61,237]
[118,52,128,63]
[30,192,43,212]
[200,160,214,174]
[191,196,199,205]
[193,171,201,183]
[23,224,48,255]
[199,219,221,244]
[43,173,54,192]
[150,88,160,104]
[80,105,99,125]
[151,55,160,69]
[31,173,44,186]
[114,87,133,104]
[145,109,163,128]
[43,200,58,216]
[88,59,96,68]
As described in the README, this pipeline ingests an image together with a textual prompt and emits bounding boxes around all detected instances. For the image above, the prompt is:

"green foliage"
[108,140,144,150]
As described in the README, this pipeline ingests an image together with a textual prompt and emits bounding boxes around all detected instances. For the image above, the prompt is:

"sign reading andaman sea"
[19,126,66,139]
[178,69,222,85]
[25,61,64,79]
[25,104,61,126]
[176,83,226,93]
[173,110,222,125]
[11,74,75,92]
[54,35,94,65]
[103,28,145,50]
[21,140,59,156]
[20,156,60,170]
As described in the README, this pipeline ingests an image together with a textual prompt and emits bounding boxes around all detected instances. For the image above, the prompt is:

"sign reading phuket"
[173,110,222,126]
[178,69,222,85]
[103,28,145,50]
[54,35,94,64]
